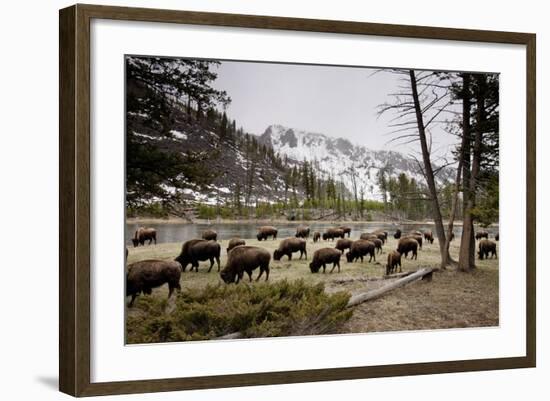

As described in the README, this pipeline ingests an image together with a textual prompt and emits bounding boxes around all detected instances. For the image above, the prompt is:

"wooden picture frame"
[59,3,536,397]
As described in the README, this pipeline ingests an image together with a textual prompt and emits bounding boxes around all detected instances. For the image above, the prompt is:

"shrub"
[126,279,352,343]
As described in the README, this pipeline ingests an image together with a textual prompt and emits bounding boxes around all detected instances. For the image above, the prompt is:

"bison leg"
[264,266,270,281]
[247,271,253,282]
[208,258,214,273]
[128,294,137,307]
[413,251,417,260]
[288,253,292,261]
[216,256,221,271]
[256,268,264,281]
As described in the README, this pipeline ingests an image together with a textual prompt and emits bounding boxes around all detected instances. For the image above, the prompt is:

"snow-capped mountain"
[259,124,453,200]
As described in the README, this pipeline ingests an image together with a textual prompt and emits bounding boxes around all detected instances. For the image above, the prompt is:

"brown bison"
[394,229,402,239]
[346,239,376,263]
[386,250,402,275]
[295,226,310,239]
[478,239,497,260]
[132,227,157,247]
[335,238,353,254]
[202,229,217,241]
[423,231,434,244]
[257,226,278,241]
[404,234,423,249]
[475,231,489,240]
[397,237,418,260]
[309,248,342,273]
[374,230,388,241]
[126,260,181,307]
[371,238,383,254]
[175,239,221,272]
[313,231,321,242]
[495,233,499,241]
[226,238,245,253]
[360,233,378,241]
[323,228,345,241]
[220,246,270,283]
[273,238,307,261]
[338,226,352,238]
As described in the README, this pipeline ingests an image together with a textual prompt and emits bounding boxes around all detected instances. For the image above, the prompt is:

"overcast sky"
[212,60,460,157]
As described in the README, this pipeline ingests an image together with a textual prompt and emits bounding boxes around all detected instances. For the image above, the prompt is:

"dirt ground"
[126,233,499,333]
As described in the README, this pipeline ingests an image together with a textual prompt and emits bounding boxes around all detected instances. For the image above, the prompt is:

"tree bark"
[409,70,448,268]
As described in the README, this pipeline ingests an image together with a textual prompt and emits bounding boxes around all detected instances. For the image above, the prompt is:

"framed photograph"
[59,4,536,397]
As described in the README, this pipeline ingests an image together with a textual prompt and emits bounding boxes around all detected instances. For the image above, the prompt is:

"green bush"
[126,280,352,343]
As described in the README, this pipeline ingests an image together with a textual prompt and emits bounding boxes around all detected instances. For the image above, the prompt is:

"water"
[126,221,499,246]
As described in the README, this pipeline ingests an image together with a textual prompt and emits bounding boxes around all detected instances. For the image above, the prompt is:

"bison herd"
[126,224,499,306]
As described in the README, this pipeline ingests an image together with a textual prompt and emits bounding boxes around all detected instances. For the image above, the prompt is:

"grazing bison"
[423,231,434,244]
[374,230,388,240]
[338,226,352,238]
[295,226,310,239]
[360,233,378,241]
[475,231,489,240]
[394,229,402,239]
[335,238,353,254]
[273,237,307,261]
[386,250,402,275]
[478,239,497,260]
[226,238,245,253]
[323,228,345,241]
[175,239,221,272]
[346,239,376,263]
[371,238,383,254]
[309,248,342,273]
[257,226,278,241]
[201,229,217,241]
[132,227,157,247]
[126,260,181,307]
[495,233,499,241]
[397,237,418,260]
[313,231,321,242]
[405,234,423,250]
[220,246,270,283]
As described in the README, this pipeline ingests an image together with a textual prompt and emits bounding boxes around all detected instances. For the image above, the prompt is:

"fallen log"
[347,268,434,307]
[383,271,414,280]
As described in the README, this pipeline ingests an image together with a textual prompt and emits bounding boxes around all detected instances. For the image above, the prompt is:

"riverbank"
[126,215,490,227]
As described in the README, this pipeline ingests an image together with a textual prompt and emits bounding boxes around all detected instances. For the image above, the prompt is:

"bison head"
[309,262,320,273]
[256,233,263,241]
[273,249,282,261]
[131,238,139,247]
[220,269,235,284]
[393,230,401,239]
[345,251,354,263]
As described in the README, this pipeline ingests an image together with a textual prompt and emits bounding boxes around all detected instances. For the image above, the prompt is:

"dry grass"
[126,234,499,334]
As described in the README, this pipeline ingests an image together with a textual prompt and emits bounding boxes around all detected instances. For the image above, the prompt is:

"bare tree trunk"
[458,74,475,272]
[409,70,448,268]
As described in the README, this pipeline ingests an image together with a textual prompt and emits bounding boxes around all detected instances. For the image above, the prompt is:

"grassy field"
[126,234,499,338]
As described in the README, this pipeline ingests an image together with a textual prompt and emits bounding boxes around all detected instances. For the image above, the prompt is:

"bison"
[478,239,497,260]
[371,238,383,254]
[323,228,345,241]
[257,226,278,241]
[335,238,353,254]
[126,260,181,307]
[338,226,352,238]
[394,229,402,239]
[273,237,307,261]
[404,234,423,250]
[423,231,434,244]
[226,238,245,253]
[495,233,499,241]
[295,226,310,239]
[397,237,418,260]
[386,250,402,275]
[313,231,321,242]
[175,239,221,272]
[475,231,489,240]
[360,233,378,241]
[220,246,270,283]
[374,230,388,241]
[132,227,157,247]
[309,248,342,273]
[201,229,217,241]
[346,239,376,263]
